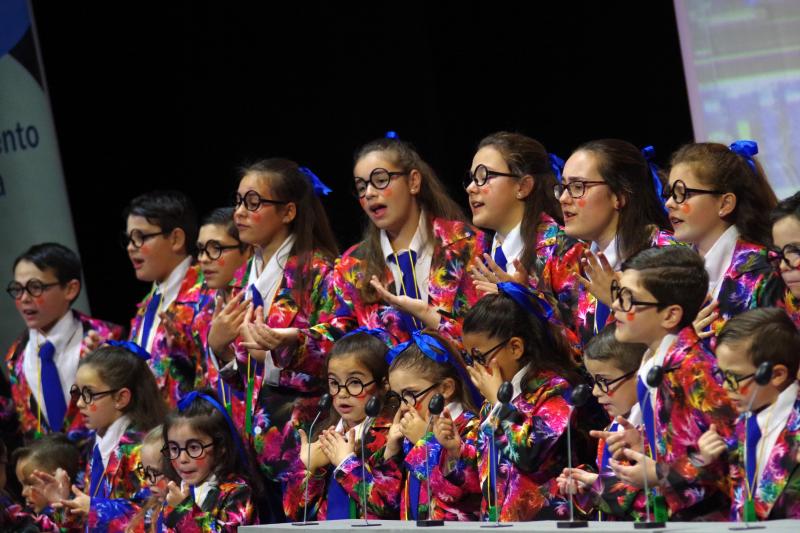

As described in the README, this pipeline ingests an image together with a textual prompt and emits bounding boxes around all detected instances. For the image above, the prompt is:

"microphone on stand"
[293,393,333,526]
[352,396,382,528]
[557,384,591,529]
[481,381,514,529]
[634,365,667,529]
[731,361,773,531]
[417,393,445,527]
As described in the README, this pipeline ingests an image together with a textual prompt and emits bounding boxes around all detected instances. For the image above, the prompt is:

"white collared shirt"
[23,311,83,425]
[183,474,218,509]
[444,401,464,422]
[95,415,131,468]
[638,334,678,412]
[510,363,533,403]
[246,234,296,387]
[333,417,369,471]
[380,211,433,302]
[755,382,799,482]
[701,225,740,300]
[590,236,621,274]
[491,222,524,275]
[139,256,193,352]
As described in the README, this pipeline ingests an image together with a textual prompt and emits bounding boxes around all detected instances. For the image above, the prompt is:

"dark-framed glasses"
[197,240,241,260]
[161,439,215,460]
[69,385,120,405]
[120,229,167,249]
[6,279,61,300]
[354,168,408,198]
[713,368,756,391]
[385,383,438,409]
[462,338,510,367]
[610,279,662,313]
[328,378,376,397]
[136,463,164,484]
[233,191,289,212]
[463,164,520,189]
[553,180,609,200]
[661,179,724,204]
[588,369,637,394]
[768,244,800,270]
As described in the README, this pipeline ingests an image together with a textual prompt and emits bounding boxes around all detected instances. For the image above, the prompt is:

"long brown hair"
[354,137,466,303]
[477,132,563,272]
[239,158,339,304]
[575,139,672,260]
[670,142,778,246]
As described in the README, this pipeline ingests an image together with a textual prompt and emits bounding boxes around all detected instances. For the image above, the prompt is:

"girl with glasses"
[666,141,784,347]
[379,330,481,521]
[31,343,166,532]
[284,330,398,521]
[770,191,800,328]
[126,425,175,533]
[331,135,487,347]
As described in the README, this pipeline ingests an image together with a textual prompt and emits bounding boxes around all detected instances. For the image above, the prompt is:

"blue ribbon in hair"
[178,391,249,469]
[549,153,565,184]
[729,139,759,172]
[385,131,398,139]
[105,340,151,361]
[340,326,394,346]
[496,282,554,328]
[641,146,668,214]
[298,166,332,197]
[386,331,483,407]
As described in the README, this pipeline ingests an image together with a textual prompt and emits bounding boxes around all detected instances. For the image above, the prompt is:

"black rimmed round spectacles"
[354,168,408,198]
[136,463,164,484]
[196,240,242,260]
[610,279,662,313]
[662,179,724,204]
[463,164,520,189]
[713,368,756,391]
[69,385,121,405]
[161,439,215,460]
[328,378,376,397]
[233,191,289,212]
[120,229,167,249]
[553,180,609,200]
[588,369,637,394]
[6,279,61,300]
[768,244,800,270]
[462,338,510,367]
[386,383,438,409]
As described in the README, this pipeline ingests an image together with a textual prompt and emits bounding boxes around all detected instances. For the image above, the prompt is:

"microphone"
[353,396,382,528]
[732,361,772,531]
[293,393,333,526]
[558,384,591,529]
[634,365,667,529]
[418,393,445,527]
[481,381,513,529]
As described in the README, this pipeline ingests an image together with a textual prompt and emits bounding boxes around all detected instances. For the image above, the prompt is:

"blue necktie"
[38,341,67,431]
[388,250,421,333]
[594,301,611,334]
[249,284,265,310]
[140,290,162,349]
[326,473,351,519]
[600,421,619,471]
[89,444,104,498]
[637,377,656,456]
[493,245,508,272]
[746,413,762,490]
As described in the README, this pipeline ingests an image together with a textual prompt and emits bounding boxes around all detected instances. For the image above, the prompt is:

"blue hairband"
[641,146,668,215]
[548,153,565,184]
[178,391,249,468]
[105,340,151,361]
[385,131,399,139]
[729,139,758,172]
[496,282,554,328]
[340,326,394,346]
[387,331,483,407]
[298,166,332,197]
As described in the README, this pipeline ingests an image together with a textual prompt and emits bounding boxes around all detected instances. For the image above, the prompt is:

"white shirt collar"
[492,222,524,274]
[755,382,799,483]
[701,225,740,299]
[379,210,430,260]
[95,415,131,468]
[23,311,83,421]
[155,256,192,307]
[591,236,621,271]
[184,474,218,509]
[444,401,464,421]
[638,333,677,391]
[248,233,296,306]
[379,211,433,302]
[511,363,532,402]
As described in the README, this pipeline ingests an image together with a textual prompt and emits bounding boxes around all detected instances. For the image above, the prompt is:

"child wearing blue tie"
[698,308,800,520]
[5,243,124,450]
[123,191,205,409]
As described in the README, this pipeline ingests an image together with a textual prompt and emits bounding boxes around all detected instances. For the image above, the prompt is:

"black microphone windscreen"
[428,393,445,416]
[569,384,591,407]
[646,365,665,388]
[754,361,774,386]
[318,393,333,411]
[365,395,381,417]
[497,381,513,404]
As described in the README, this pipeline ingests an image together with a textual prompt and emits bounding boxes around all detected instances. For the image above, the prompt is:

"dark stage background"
[30,1,694,328]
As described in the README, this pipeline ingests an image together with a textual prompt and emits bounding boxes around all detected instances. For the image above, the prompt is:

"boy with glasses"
[123,190,205,409]
[698,308,800,520]
[5,243,123,449]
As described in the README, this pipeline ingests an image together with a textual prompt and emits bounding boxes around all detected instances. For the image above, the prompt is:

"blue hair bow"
[299,166,332,197]
[641,146,668,214]
[385,131,398,139]
[105,340,151,361]
[497,282,554,326]
[178,391,249,468]
[729,139,759,172]
[341,326,393,346]
[549,153,565,184]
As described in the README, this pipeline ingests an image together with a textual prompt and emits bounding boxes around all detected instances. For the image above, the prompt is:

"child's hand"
[577,251,617,307]
[466,359,503,405]
[239,304,268,363]
[241,301,300,351]
[590,416,641,460]
[399,406,429,445]
[698,424,727,465]
[385,407,406,459]
[60,485,90,516]
[369,276,440,330]
[30,468,71,504]
[610,448,658,489]
[320,428,356,467]
[471,257,535,296]
[82,330,103,355]
[557,467,599,495]
[208,290,247,357]
[166,481,191,507]
[434,409,462,459]
[693,298,719,340]
[159,310,181,349]
[298,428,331,472]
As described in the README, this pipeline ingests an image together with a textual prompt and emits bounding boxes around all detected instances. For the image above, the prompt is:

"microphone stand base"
[417,520,445,527]
[481,524,513,528]
[634,522,666,529]
[730,527,766,531]
[557,521,588,528]
[352,522,382,527]
[291,522,319,526]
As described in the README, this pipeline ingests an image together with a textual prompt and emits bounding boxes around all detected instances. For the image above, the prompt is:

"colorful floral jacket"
[778,288,800,329]
[329,217,487,347]
[4,310,124,448]
[128,264,206,409]
[163,475,255,532]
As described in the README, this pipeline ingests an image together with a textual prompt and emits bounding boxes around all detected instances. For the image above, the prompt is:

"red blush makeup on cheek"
[90,404,97,412]
[14,300,24,310]
[626,312,636,322]
[359,198,367,208]
[140,244,150,254]
[217,257,226,267]
[34,296,45,306]
[382,188,393,198]
[577,199,587,208]
[250,212,262,223]
[680,204,692,214]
